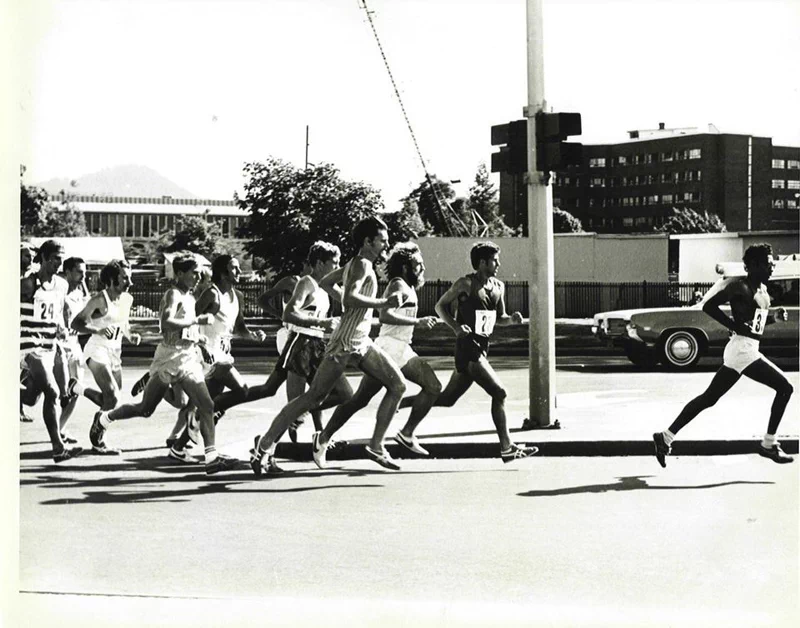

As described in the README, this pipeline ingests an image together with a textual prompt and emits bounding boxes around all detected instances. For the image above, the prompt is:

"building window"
[684,192,700,203]
[772,159,785,169]
[589,157,606,168]
[647,195,659,205]
[662,194,673,204]
[588,199,595,208]
[553,197,561,207]
[617,156,627,166]
[772,199,785,209]
[787,199,798,209]
[788,180,800,190]
[673,172,681,183]
[623,217,634,227]
[590,177,605,187]
[772,179,786,189]
[788,160,800,170]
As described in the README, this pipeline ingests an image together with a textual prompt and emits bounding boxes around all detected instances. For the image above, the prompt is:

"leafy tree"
[553,207,584,233]
[237,158,418,276]
[401,175,474,236]
[158,213,222,259]
[657,207,727,234]
[20,167,88,238]
[466,163,514,237]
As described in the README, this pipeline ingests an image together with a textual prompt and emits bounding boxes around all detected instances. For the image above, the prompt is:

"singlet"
[84,290,132,352]
[160,288,201,349]
[287,276,330,338]
[20,273,68,356]
[200,284,239,355]
[455,274,502,338]
[61,284,90,349]
[378,279,417,345]
[327,256,376,348]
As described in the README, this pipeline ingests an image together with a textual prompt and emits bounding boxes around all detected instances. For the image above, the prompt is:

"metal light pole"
[526,0,557,427]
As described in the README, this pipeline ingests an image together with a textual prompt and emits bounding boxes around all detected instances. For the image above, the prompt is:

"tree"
[237,158,419,276]
[20,168,88,238]
[466,163,514,237]
[401,175,476,236]
[553,207,584,233]
[158,213,222,259]
[657,207,727,234]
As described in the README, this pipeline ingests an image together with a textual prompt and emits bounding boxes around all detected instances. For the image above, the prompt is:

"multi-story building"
[53,194,248,240]
[499,124,800,233]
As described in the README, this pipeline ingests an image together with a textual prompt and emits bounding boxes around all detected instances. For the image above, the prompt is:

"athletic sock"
[205,446,218,463]
[761,434,777,449]
[257,440,273,457]
[72,381,85,396]
[98,412,112,428]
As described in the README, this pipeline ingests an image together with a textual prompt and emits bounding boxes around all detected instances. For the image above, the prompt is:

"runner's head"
[212,254,241,284]
[352,215,389,260]
[307,241,341,277]
[470,241,501,275]
[35,240,64,276]
[172,254,200,291]
[63,257,86,287]
[743,243,775,283]
[20,242,36,272]
[386,242,425,289]
[100,259,132,293]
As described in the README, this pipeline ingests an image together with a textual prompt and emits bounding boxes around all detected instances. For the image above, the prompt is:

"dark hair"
[211,254,234,281]
[34,239,63,263]
[743,243,773,270]
[352,215,388,248]
[307,241,341,266]
[470,241,501,270]
[172,254,199,275]
[99,260,127,287]
[63,257,85,272]
[385,242,420,279]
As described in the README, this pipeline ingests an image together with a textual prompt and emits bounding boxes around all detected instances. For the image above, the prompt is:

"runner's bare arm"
[494,282,523,326]
[343,259,401,310]
[319,267,345,302]
[233,288,266,341]
[258,275,297,318]
[196,286,221,317]
[282,276,335,332]
[161,288,211,332]
[71,293,106,335]
[702,279,758,339]
[378,279,437,328]
[435,276,472,337]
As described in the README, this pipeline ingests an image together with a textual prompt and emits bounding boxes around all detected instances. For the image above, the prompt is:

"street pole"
[526,0,556,427]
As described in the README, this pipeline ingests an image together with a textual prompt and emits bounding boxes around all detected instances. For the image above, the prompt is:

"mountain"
[36,165,197,198]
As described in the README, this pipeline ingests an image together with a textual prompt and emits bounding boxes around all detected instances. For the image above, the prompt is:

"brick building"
[499,124,800,234]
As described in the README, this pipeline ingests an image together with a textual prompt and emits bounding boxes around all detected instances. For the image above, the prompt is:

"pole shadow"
[517,475,774,497]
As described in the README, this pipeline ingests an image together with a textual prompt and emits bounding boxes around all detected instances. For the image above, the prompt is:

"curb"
[274,439,800,461]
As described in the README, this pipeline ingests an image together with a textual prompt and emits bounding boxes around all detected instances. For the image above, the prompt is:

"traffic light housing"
[535,112,582,172]
[490,119,527,174]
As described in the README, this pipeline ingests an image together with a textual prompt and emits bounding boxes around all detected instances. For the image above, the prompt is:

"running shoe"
[249,435,264,477]
[130,372,150,397]
[92,444,122,456]
[500,443,539,464]
[365,445,401,471]
[89,411,107,449]
[53,446,83,463]
[394,431,429,456]
[652,432,671,468]
[327,439,346,451]
[312,431,328,469]
[20,411,34,423]
[758,443,794,464]
[265,455,286,476]
[206,454,240,475]
[60,431,78,445]
[169,447,200,464]
[212,410,225,424]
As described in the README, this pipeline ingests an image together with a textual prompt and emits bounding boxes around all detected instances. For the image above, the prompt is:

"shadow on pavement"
[517,475,774,497]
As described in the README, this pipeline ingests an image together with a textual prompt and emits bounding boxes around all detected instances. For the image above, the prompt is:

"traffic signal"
[490,119,528,174]
[535,112,582,172]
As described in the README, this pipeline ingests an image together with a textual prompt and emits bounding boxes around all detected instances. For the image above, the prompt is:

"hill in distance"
[36,164,197,199]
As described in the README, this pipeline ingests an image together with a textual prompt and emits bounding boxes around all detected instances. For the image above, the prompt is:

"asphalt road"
[15,457,798,627]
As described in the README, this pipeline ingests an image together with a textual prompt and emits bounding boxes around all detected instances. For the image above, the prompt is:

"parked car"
[593,255,799,368]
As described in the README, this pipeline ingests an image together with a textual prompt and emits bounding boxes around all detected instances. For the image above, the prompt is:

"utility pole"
[305,125,310,169]
[526,0,556,427]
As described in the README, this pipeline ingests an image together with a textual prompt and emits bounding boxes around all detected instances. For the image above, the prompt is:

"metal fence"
[120,277,714,319]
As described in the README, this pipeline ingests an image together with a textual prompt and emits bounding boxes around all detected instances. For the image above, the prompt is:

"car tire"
[624,342,658,368]
[660,330,702,368]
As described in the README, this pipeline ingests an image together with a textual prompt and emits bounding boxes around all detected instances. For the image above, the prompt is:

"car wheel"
[660,330,702,368]
[624,343,658,367]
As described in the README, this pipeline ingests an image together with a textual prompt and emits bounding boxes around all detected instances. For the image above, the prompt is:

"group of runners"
[19,222,795,475]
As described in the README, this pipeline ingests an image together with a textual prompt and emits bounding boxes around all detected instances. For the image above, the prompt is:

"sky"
[15,0,800,210]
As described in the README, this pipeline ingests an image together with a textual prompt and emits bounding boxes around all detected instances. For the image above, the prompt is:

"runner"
[653,243,795,467]
[54,256,91,444]
[167,254,267,464]
[20,242,37,423]
[397,241,539,463]
[69,260,140,453]
[249,216,405,475]
[89,253,239,475]
[318,242,441,457]
[20,240,82,462]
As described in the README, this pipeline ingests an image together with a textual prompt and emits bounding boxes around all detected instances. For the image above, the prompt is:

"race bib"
[474,310,497,336]
[35,301,56,322]
[750,308,769,336]
[181,326,201,342]
[219,336,232,355]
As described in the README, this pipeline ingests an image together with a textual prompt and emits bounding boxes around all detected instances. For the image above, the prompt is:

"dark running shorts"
[276,332,326,381]
[454,334,490,373]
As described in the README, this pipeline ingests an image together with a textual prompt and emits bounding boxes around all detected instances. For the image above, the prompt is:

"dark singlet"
[456,274,502,338]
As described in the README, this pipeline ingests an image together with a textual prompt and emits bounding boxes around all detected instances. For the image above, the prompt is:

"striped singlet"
[326,257,376,353]
[20,273,68,358]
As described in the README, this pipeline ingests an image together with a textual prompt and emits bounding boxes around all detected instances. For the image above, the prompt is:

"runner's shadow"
[518,475,774,497]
